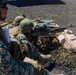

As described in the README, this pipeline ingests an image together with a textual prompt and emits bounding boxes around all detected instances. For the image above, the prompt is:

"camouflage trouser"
[0,40,34,75]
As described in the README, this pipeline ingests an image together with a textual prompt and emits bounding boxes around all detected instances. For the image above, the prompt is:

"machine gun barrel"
[33,24,74,36]
[48,24,74,32]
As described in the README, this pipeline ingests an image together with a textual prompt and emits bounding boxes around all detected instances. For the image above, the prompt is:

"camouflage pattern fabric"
[8,34,50,75]
[16,34,50,75]
[15,34,47,64]
[0,40,34,75]
[0,39,51,75]
[16,33,27,41]
[10,38,24,61]
[36,36,60,54]
[50,46,76,74]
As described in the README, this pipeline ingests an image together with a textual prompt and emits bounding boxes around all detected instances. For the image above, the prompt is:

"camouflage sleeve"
[0,45,34,75]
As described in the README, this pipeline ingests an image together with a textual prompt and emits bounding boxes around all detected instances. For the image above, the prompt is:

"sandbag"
[9,26,21,36]
[57,29,76,52]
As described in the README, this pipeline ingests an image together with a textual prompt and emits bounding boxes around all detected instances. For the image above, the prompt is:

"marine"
[0,0,52,75]
[9,18,55,72]
[13,16,59,54]
[12,15,76,75]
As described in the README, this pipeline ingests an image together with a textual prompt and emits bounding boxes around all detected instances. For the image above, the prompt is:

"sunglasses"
[0,2,7,8]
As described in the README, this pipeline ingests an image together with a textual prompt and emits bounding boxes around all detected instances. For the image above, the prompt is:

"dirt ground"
[4,0,76,35]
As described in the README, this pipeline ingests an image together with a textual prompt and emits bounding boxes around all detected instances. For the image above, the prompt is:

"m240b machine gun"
[32,24,74,36]
[32,24,74,54]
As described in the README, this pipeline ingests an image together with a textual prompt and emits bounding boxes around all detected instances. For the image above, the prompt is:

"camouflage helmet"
[19,18,34,32]
[13,15,25,26]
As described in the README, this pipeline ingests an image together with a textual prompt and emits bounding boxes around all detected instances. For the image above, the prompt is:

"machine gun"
[31,24,74,54]
[32,24,74,36]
